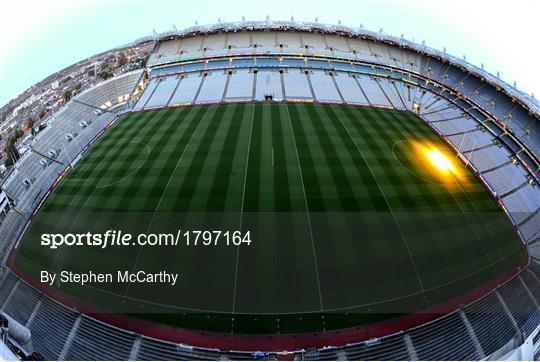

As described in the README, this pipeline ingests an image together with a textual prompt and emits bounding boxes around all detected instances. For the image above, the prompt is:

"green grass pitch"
[15,102,524,334]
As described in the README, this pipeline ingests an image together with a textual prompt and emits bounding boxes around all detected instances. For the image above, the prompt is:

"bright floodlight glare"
[425,148,456,174]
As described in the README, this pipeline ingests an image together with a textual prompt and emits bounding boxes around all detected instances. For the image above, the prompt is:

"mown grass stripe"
[285,103,324,310]
[167,105,229,210]
[286,103,328,212]
[205,103,251,211]
[243,103,263,212]
[271,104,294,212]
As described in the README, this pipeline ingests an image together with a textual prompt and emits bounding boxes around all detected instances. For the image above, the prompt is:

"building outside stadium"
[0,20,539,360]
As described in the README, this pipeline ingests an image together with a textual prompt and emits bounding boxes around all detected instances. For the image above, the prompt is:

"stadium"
[0,20,539,360]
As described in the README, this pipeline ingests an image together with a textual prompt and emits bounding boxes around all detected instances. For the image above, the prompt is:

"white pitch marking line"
[36,114,147,264]
[335,107,425,292]
[232,103,255,314]
[96,143,150,189]
[123,106,211,299]
[284,104,324,311]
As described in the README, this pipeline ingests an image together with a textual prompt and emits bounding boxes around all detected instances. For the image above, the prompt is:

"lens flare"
[425,148,456,174]
[408,141,463,183]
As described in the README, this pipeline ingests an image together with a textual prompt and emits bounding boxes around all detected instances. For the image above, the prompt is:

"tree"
[4,137,20,166]
[14,129,24,139]
[118,52,127,67]
[63,90,72,102]
[99,71,112,80]
[26,117,34,129]
[39,109,47,119]
[141,54,150,67]
[4,156,14,167]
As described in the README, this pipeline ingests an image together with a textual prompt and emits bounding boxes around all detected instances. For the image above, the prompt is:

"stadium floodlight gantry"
[0,21,539,360]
